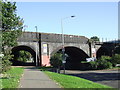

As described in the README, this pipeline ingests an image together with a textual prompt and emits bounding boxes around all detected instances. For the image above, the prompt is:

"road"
[60,69,120,88]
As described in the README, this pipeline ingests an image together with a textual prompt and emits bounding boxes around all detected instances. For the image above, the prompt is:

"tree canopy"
[1,1,23,72]
[90,36,100,42]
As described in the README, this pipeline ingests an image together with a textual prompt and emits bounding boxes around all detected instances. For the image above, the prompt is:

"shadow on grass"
[0,76,15,79]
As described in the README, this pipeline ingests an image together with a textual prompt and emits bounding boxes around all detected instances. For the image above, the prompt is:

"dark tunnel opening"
[96,47,110,59]
[114,45,120,54]
[11,45,38,66]
[57,46,90,70]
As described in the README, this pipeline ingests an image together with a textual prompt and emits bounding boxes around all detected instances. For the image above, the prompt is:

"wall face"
[17,32,91,66]
[40,33,88,43]
[15,32,119,67]
[18,42,38,52]
[40,33,90,66]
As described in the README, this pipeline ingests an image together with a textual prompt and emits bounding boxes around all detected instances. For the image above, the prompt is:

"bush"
[1,54,13,72]
[50,53,63,73]
[99,56,112,61]
[89,56,113,70]
[89,61,98,70]
[97,60,112,69]
[50,53,62,68]
[97,56,112,69]
[111,54,120,67]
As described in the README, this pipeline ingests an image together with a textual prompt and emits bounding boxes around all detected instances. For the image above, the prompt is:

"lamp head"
[71,16,75,18]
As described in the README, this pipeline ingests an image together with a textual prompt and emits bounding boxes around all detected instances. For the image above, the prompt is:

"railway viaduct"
[11,32,120,69]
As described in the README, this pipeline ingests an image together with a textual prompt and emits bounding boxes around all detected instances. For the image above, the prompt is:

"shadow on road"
[67,72,120,82]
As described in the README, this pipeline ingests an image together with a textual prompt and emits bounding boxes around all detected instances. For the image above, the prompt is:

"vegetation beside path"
[40,67,112,88]
[1,67,24,88]
[44,71,112,88]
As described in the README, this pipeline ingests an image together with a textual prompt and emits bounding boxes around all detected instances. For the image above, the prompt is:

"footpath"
[19,66,60,88]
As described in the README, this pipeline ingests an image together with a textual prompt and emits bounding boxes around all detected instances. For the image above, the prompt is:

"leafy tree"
[16,50,32,62]
[1,1,23,72]
[90,36,100,42]
[50,52,63,73]
[111,54,120,67]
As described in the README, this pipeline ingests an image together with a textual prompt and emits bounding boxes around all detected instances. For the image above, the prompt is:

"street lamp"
[35,26,38,66]
[61,16,75,74]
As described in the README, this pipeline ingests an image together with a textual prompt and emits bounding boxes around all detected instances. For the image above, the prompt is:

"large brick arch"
[11,45,39,66]
[50,46,90,70]
[50,44,90,57]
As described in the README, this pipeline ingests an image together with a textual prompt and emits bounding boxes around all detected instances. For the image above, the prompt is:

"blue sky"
[16,2,118,41]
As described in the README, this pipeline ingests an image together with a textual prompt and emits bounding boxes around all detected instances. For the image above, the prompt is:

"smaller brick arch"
[114,45,120,54]
[96,47,110,58]
[11,45,39,66]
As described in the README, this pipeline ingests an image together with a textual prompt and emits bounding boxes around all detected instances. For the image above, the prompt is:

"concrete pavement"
[19,66,60,88]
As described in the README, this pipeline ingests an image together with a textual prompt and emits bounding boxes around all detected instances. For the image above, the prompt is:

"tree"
[90,36,100,42]
[111,54,120,67]
[1,1,23,72]
[17,50,32,62]
[50,52,63,73]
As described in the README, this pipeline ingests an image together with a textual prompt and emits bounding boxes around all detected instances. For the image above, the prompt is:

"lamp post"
[61,16,75,74]
[35,26,38,66]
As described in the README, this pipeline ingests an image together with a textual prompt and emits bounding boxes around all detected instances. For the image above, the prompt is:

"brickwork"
[15,32,119,67]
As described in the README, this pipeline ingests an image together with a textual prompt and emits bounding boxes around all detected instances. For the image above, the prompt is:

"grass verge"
[1,67,24,88]
[44,71,112,88]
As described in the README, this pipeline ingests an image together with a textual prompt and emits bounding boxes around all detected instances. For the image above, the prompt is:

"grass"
[112,66,120,69]
[44,71,112,88]
[1,67,24,88]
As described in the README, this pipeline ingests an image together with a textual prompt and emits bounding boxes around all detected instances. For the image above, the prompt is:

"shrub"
[2,54,13,72]
[50,53,62,68]
[50,53,63,73]
[99,56,112,61]
[89,56,113,70]
[97,60,112,69]
[97,56,112,69]
[111,54,120,67]
[89,61,98,70]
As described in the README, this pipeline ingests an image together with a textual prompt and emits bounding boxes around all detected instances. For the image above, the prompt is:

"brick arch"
[11,45,39,66]
[50,46,90,70]
[96,46,110,58]
[50,45,89,57]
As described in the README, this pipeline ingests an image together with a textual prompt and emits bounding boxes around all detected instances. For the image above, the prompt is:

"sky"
[14,1,118,41]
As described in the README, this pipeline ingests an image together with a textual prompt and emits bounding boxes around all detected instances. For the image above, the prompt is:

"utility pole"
[61,16,75,74]
[35,26,38,66]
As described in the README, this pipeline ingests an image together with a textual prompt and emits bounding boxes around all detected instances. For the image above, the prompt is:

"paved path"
[61,69,120,88]
[19,66,60,88]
